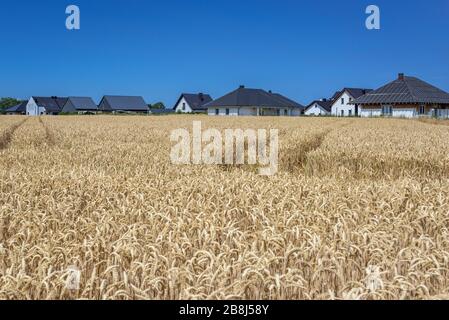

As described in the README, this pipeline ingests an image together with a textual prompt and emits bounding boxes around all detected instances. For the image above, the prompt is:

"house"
[61,97,98,114]
[352,73,449,118]
[4,101,27,115]
[26,96,68,116]
[304,99,333,116]
[98,95,148,113]
[173,93,213,113]
[205,86,304,116]
[331,88,372,117]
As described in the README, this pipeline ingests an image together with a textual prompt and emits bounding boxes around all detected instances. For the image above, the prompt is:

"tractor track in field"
[282,121,353,173]
[300,121,352,160]
[0,118,29,151]
[38,117,57,146]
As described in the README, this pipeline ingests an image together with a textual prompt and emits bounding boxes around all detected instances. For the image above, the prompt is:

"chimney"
[321,98,327,102]
[239,85,245,89]
[199,92,204,100]
[398,73,405,80]
[268,90,272,94]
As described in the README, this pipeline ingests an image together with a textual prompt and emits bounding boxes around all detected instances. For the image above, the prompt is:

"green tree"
[149,102,166,109]
[0,98,22,111]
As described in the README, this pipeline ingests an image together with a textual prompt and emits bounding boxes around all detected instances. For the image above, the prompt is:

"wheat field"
[0,115,448,300]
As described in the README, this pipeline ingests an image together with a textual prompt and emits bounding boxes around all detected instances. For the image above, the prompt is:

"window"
[382,105,393,116]
[276,109,280,116]
[226,108,230,115]
[182,103,186,111]
[419,105,426,115]
[284,109,288,116]
[348,110,352,117]
[215,109,219,115]
[341,98,345,104]
[341,110,344,116]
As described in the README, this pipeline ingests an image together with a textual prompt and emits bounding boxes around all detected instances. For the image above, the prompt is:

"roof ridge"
[402,77,418,102]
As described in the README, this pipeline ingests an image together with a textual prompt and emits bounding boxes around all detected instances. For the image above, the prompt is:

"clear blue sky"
[1,0,448,106]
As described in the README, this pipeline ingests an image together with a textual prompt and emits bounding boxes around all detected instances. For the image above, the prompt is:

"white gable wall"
[174,97,193,113]
[26,98,46,116]
[305,103,329,116]
[331,92,357,116]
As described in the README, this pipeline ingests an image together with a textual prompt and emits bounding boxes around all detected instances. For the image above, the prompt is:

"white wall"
[392,108,416,118]
[332,91,358,116]
[208,107,240,116]
[174,97,193,113]
[360,107,381,118]
[208,106,301,116]
[26,98,46,116]
[238,107,257,116]
[436,109,449,118]
[360,106,419,118]
[305,103,329,116]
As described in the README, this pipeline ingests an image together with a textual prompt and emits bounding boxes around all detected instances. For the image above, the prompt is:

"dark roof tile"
[173,93,213,110]
[204,87,303,109]
[352,74,449,105]
[67,97,98,110]
[101,96,148,111]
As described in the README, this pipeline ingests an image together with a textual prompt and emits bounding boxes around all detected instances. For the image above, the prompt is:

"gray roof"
[333,88,373,101]
[352,74,449,105]
[271,93,305,109]
[33,97,68,113]
[173,93,213,111]
[100,95,148,112]
[306,100,334,112]
[66,97,98,110]
[5,101,27,113]
[204,86,304,109]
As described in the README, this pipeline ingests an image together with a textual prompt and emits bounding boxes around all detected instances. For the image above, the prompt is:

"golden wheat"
[0,115,448,300]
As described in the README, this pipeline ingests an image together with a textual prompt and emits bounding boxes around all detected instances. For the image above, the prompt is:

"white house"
[26,96,68,116]
[205,86,304,116]
[173,93,213,113]
[304,99,333,116]
[352,73,449,118]
[331,88,372,117]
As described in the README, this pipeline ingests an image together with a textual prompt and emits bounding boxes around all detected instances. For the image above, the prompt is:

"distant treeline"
[0,98,22,112]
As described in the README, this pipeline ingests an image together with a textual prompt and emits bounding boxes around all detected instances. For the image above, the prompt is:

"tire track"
[282,121,351,173]
[0,118,28,151]
[38,117,57,146]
